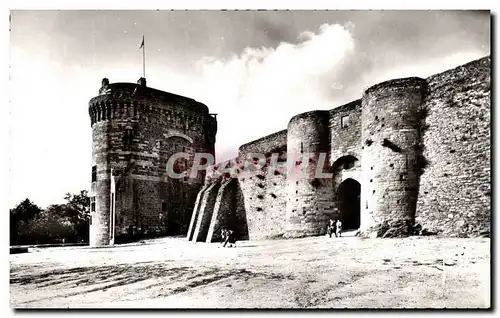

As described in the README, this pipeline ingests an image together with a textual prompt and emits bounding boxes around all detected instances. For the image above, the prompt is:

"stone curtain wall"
[238,130,287,157]
[238,131,289,240]
[239,168,287,240]
[416,57,491,237]
[329,100,362,164]
[195,56,490,241]
[89,80,216,247]
[328,100,363,225]
[233,180,250,240]
[192,127,289,241]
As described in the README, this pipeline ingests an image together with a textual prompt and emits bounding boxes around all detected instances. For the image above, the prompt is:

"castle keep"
[89,56,490,247]
[88,78,217,247]
[187,56,490,243]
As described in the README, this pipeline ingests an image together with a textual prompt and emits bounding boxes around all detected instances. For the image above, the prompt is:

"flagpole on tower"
[140,35,145,78]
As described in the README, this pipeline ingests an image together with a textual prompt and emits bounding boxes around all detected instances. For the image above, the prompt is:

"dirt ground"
[10,235,490,309]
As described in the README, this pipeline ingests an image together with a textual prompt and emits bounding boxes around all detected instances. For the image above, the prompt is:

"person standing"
[223,229,230,247]
[327,219,335,238]
[220,228,227,246]
[223,229,236,248]
[335,220,342,237]
[228,229,236,247]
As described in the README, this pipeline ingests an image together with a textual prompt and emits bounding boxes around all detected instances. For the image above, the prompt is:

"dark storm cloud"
[254,16,295,44]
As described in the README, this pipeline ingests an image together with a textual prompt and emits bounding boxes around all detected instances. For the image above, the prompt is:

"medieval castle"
[89,56,490,247]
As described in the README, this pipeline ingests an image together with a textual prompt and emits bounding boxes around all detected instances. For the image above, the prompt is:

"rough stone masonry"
[188,56,490,243]
[88,77,217,247]
[88,56,490,247]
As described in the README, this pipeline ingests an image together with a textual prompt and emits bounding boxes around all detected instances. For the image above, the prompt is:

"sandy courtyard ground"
[10,235,490,309]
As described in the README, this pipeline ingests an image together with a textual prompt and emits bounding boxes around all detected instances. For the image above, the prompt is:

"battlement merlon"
[90,78,211,115]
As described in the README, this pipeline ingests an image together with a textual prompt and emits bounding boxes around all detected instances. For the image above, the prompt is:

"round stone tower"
[360,77,427,233]
[88,77,217,247]
[284,110,331,238]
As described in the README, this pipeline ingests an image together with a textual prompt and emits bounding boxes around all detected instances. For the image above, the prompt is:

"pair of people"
[327,219,342,238]
[220,228,236,248]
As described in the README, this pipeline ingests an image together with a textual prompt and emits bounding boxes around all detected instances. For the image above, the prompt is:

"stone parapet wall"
[416,57,490,237]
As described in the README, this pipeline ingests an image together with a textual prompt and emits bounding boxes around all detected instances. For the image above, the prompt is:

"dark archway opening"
[336,178,361,230]
[332,155,359,172]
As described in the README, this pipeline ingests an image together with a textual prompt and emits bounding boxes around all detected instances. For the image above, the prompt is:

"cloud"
[254,17,294,44]
[188,18,489,163]
[192,23,356,162]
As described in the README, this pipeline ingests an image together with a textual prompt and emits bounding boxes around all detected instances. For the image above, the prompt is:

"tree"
[31,208,74,243]
[10,191,91,245]
[63,190,90,242]
[63,190,90,224]
[10,199,42,223]
[42,191,91,243]
[10,199,42,245]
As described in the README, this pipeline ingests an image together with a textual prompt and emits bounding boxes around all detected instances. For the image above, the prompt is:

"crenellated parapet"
[89,80,213,131]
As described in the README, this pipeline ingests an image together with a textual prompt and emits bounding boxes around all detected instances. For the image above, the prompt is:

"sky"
[9,10,490,208]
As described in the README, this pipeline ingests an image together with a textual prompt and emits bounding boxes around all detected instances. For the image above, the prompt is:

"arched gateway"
[336,178,361,231]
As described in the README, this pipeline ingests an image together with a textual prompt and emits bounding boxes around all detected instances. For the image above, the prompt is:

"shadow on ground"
[11,262,296,305]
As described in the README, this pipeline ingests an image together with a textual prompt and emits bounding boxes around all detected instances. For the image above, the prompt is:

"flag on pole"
[139,36,144,49]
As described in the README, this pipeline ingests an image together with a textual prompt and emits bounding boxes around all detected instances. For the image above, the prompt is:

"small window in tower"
[123,127,133,146]
[162,202,167,212]
[90,196,96,212]
[92,166,97,182]
[341,115,350,128]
